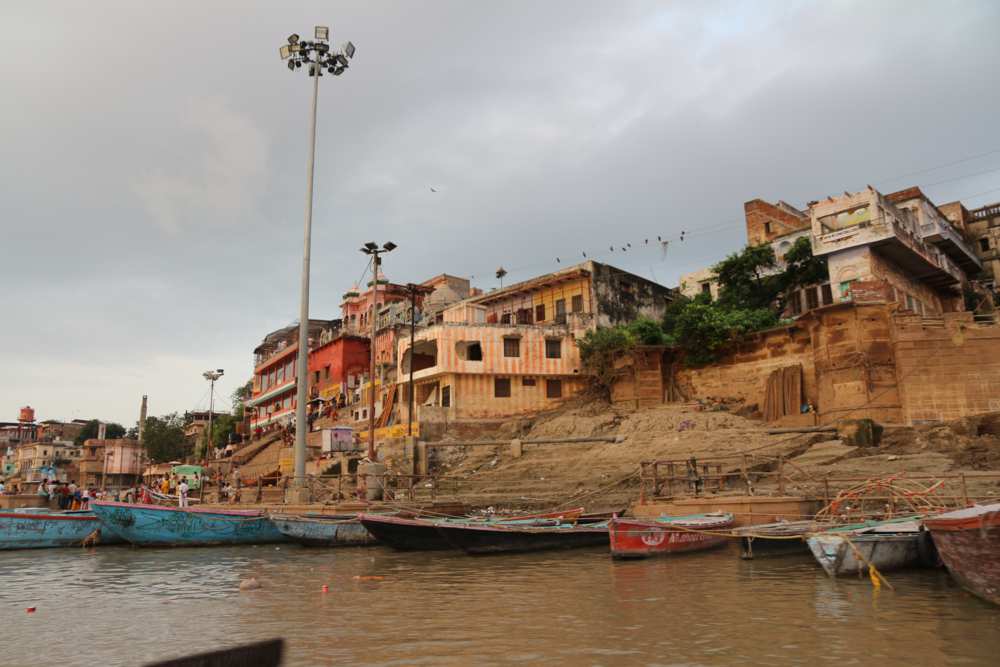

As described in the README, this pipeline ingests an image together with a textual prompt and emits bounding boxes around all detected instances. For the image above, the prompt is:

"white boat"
[806,518,936,577]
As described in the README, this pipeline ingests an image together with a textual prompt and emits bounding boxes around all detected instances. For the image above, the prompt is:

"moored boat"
[0,508,123,550]
[438,519,609,555]
[608,513,734,559]
[90,501,286,547]
[806,517,936,577]
[358,508,585,551]
[734,520,817,559]
[924,503,1000,605]
[270,513,376,547]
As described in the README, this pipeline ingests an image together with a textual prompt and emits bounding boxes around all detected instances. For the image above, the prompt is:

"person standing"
[160,476,170,495]
[178,477,189,508]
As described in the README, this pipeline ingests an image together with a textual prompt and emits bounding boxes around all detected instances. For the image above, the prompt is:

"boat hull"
[608,515,733,559]
[0,510,123,550]
[90,502,286,547]
[358,514,453,551]
[271,514,376,547]
[441,523,609,555]
[807,532,926,577]
[925,504,1000,605]
[735,520,816,559]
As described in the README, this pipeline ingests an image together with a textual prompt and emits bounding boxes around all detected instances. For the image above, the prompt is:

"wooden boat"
[437,519,609,555]
[0,508,123,550]
[270,513,376,547]
[358,508,584,551]
[90,501,286,547]
[924,503,1000,605]
[806,517,936,577]
[733,520,818,559]
[608,513,734,559]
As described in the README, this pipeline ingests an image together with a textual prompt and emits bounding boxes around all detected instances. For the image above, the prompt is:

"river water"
[2,543,998,666]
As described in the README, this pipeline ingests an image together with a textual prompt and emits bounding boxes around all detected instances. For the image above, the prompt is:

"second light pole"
[360,241,396,460]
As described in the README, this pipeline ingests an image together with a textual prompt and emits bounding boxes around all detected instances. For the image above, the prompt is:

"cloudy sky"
[3,1,999,426]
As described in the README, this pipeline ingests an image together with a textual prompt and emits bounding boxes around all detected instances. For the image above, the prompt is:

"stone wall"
[894,312,1000,422]
[658,303,1000,425]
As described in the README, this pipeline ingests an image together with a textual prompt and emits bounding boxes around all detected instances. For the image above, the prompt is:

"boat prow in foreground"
[0,509,122,550]
[608,513,733,559]
[90,501,286,547]
[924,503,1000,606]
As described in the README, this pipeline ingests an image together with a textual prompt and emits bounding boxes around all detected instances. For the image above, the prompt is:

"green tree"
[74,420,126,445]
[576,327,636,399]
[143,413,189,463]
[713,243,782,311]
[626,316,667,345]
[232,380,252,420]
[780,237,829,300]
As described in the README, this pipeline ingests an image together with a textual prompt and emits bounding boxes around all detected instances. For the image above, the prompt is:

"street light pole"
[280,28,356,500]
[360,242,396,460]
[404,283,432,436]
[203,369,224,460]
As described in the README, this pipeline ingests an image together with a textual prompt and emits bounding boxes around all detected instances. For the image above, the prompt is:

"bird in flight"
[429,187,438,193]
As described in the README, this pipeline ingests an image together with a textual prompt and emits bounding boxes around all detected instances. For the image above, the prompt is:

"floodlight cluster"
[279,26,355,76]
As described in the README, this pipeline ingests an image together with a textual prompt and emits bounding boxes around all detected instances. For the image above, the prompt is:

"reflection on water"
[2,543,998,666]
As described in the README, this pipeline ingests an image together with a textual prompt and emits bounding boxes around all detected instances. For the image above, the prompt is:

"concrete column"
[416,441,428,476]
[510,438,523,458]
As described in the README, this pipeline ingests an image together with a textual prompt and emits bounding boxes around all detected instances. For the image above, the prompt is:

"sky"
[2,0,1000,426]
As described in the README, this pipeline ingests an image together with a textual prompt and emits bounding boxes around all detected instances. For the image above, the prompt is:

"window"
[503,337,520,357]
[764,221,772,234]
[468,342,483,361]
[500,313,511,324]
[324,365,331,379]
[839,281,854,300]
[522,377,537,387]
[790,291,802,315]
[571,294,584,313]
[555,299,567,323]
[313,370,320,384]
[441,386,451,407]
[269,369,276,387]
[286,361,294,379]
[494,378,511,398]
[805,287,819,310]
[535,304,545,322]
[700,282,712,295]
[545,338,562,359]
[516,308,532,324]
[981,238,991,252]
[277,365,285,383]
[283,396,292,410]
[821,284,833,306]
[546,379,563,399]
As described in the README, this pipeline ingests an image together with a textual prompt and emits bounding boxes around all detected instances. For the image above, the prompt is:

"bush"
[576,327,636,399]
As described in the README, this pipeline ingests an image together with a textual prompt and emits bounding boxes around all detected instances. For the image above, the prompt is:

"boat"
[0,508,123,550]
[270,513,377,547]
[608,513,734,559]
[90,501,286,547]
[923,503,1000,605]
[436,519,609,555]
[733,520,818,559]
[358,508,585,551]
[806,516,936,577]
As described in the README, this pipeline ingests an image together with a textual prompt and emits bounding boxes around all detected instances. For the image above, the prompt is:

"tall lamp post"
[360,241,396,460]
[280,27,356,500]
[203,369,224,460]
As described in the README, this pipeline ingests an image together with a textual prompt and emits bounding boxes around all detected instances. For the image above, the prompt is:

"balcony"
[919,218,982,273]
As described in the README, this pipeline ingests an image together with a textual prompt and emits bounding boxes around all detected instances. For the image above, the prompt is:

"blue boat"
[90,501,287,547]
[270,513,377,547]
[0,508,124,549]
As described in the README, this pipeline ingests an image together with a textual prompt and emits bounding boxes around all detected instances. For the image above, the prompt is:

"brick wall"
[894,312,1000,422]
[744,199,810,246]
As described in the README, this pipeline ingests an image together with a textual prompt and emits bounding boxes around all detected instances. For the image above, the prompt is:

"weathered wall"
[894,312,1000,423]
[744,198,810,246]
[591,262,674,327]
[663,304,1000,425]
[675,325,816,409]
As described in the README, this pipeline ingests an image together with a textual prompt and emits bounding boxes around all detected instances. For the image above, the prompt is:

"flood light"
[280,45,291,60]
[383,242,397,252]
[315,26,329,40]
[288,33,300,44]
[344,41,355,58]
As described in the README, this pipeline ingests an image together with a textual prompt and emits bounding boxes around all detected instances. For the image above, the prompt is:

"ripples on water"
[2,544,998,666]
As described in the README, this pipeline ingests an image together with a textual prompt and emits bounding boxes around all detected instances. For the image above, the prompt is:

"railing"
[972,203,1000,219]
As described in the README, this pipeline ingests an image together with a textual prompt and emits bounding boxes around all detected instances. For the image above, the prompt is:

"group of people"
[156,474,192,507]
[36,478,103,509]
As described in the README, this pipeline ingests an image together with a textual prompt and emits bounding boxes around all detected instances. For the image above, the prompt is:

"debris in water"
[240,577,261,591]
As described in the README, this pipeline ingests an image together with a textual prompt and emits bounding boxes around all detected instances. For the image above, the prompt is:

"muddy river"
[2,543,998,665]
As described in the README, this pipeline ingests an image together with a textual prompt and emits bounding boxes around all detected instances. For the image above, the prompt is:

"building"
[247,319,334,430]
[12,441,82,482]
[680,185,982,319]
[397,261,674,421]
[77,438,143,488]
[811,186,977,315]
[307,332,370,407]
[939,199,1000,294]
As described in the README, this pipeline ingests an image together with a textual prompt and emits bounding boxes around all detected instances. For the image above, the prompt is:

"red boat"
[608,513,734,558]
[923,503,1000,606]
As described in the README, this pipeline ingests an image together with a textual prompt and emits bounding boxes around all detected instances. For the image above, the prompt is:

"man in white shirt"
[178,478,189,508]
